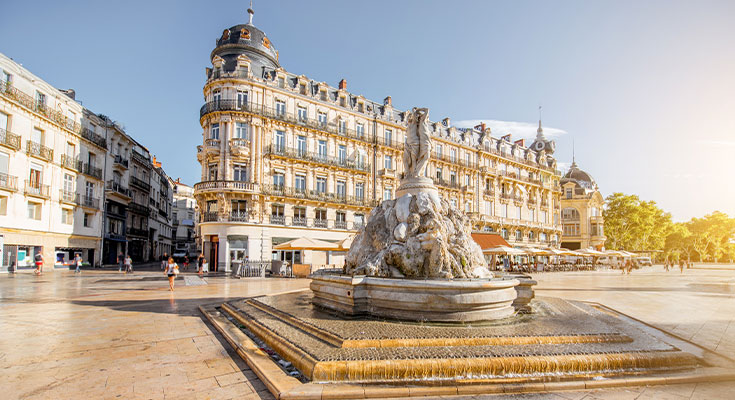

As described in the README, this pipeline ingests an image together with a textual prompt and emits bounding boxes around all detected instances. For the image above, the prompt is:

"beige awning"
[273,237,340,251]
[483,245,528,255]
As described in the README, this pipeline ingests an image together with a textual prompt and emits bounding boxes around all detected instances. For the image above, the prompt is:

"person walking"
[183,256,189,272]
[124,255,133,274]
[161,253,168,271]
[679,259,684,274]
[74,253,83,274]
[165,257,178,291]
[197,255,204,276]
[118,252,124,273]
[34,251,44,275]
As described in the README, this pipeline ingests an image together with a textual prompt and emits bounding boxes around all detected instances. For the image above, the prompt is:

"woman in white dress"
[164,257,178,291]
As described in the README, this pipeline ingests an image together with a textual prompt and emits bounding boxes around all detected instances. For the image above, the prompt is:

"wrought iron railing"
[61,154,82,171]
[130,176,151,192]
[80,127,107,149]
[113,154,129,168]
[106,181,131,197]
[261,184,379,207]
[0,173,18,191]
[314,219,328,228]
[59,189,76,203]
[76,194,99,209]
[25,180,50,198]
[203,212,219,222]
[335,221,348,229]
[128,201,150,215]
[194,180,258,192]
[270,215,285,225]
[0,128,21,150]
[293,217,307,226]
[264,145,370,173]
[26,140,53,162]
[81,163,103,180]
[0,80,82,134]
[230,211,249,222]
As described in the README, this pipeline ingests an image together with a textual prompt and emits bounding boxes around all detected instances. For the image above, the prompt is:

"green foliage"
[603,193,673,252]
[685,211,735,262]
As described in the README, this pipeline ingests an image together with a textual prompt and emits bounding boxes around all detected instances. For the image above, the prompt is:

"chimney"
[501,134,512,142]
[442,117,451,126]
[60,89,76,100]
[338,79,347,90]
[514,139,525,147]
[383,96,392,106]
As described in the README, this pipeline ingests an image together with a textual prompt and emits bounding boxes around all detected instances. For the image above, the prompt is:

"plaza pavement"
[0,265,733,400]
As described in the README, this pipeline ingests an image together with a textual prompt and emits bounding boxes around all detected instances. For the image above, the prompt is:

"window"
[354,213,365,227]
[293,206,306,221]
[562,207,580,221]
[63,173,74,194]
[231,200,248,214]
[315,209,327,221]
[317,140,327,158]
[296,135,307,156]
[358,102,364,113]
[274,130,285,151]
[235,122,249,139]
[0,195,6,215]
[61,208,73,225]
[277,77,285,88]
[516,206,522,220]
[29,163,42,188]
[436,144,442,158]
[466,152,472,166]
[385,129,392,144]
[563,223,580,236]
[275,100,286,116]
[32,127,43,145]
[0,112,7,131]
[450,148,457,162]
[529,208,535,222]
[465,174,471,186]
[297,106,307,121]
[336,211,346,227]
[486,201,493,216]
[237,90,248,108]
[36,91,46,109]
[294,174,306,192]
[540,210,547,224]
[566,188,572,199]
[356,123,364,138]
[516,230,523,240]
[316,177,326,193]
[383,186,392,201]
[339,96,346,107]
[0,151,9,181]
[356,151,366,168]
[450,171,456,184]
[320,91,327,101]
[208,164,218,180]
[355,182,364,200]
[210,123,220,140]
[233,164,248,181]
[83,213,92,227]
[212,89,221,103]
[318,112,327,126]
[501,203,508,218]
[1,70,11,84]
[436,167,442,180]
[299,83,307,95]
[501,228,508,239]
[339,120,346,134]
[338,145,346,163]
[465,202,471,213]
[383,155,392,170]
[27,201,41,220]
[272,204,284,217]
[66,142,75,158]
[273,173,284,188]
[336,181,346,198]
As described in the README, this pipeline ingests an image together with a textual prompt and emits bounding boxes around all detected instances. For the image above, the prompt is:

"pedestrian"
[679,259,684,274]
[34,251,44,275]
[197,255,204,276]
[124,255,133,274]
[165,257,178,291]
[202,257,209,275]
[74,253,83,274]
[161,252,168,271]
[183,256,189,271]
[118,252,124,273]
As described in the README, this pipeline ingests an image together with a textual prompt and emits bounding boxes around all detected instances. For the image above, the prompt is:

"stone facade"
[170,178,197,257]
[194,14,563,272]
[560,161,606,250]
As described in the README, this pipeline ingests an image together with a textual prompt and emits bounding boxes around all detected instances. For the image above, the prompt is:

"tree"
[664,223,692,262]
[686,212,735,262]
[603,193,673,252]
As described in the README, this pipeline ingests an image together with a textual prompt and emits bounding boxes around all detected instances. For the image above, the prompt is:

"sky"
[2,0,734,221]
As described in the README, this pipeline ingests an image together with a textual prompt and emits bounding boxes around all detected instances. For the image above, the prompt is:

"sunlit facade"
[560,161,605,250]
[194,11,563,271]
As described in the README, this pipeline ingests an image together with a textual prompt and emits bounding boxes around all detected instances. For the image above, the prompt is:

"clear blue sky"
[2,0,734,221]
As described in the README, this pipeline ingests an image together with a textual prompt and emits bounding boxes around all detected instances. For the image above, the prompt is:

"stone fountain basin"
[310,273,519,322]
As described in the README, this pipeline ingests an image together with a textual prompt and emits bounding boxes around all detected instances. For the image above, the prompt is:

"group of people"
[664,259,689,273]
[33,252,85,275]
[158,253,209,292]
[116,253,134,274]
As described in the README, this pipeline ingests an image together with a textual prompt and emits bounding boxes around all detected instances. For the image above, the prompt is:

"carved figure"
[403,107,432,178]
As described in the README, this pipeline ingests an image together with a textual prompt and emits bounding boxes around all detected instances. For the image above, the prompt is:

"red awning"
[471,233,510,249]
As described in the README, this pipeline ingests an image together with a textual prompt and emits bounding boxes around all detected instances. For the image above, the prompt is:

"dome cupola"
[210,6,280,76]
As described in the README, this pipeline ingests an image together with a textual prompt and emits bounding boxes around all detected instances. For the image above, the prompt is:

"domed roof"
[561,161,597,190]
[211,9,280,74]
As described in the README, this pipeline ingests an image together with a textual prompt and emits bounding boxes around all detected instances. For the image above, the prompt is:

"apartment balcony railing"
[130,176,151,192]
[0,173,18,191]
[113,154,129,168]
[194,180,258,193]
[261,184,378,207]
[106,181,131,197]
[541,200,550,208]
[26,140,53,162]
[270,215,285,225]
[375,135,404,150]
[81,163,103,180]
[128,201,150,215]
[0,80,82,135]
[60,154,82,171]
[131,150,149,166]
[335,220,348,230]
[203,212,219,222]
[230,138,250,149]
[205,138,220,149]
[293,217,307,226]
[483,189,494,197]
[314,219,328,228]
[80,127,107,149]
[432,178,461,190]
[353,222,365,231]
[59,189,76,203]
[76,194,99,209]
[264,145,370,173]
[25,180,50,199]
[199,101,374,144]
[106,233,126,241]
[230,211,249,222]
[127,227,148,238]
[0,128,21,150]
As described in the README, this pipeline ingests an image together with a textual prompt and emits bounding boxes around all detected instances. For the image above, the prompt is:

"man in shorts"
[34,251,44,275]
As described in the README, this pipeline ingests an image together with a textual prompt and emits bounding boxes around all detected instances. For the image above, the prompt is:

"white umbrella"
[337,235,355,251]
[483,245,528,255]
[273,237,340,251]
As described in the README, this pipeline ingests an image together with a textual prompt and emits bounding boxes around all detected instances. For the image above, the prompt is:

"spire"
[571,138,577,168]
[536,105,545,138]
[247,0,254,25]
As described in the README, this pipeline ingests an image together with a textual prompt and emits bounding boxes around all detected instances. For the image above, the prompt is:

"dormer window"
[222,29,230,40]
[299,83,307,95]
[358,102,364,113]
[262,37,271,49]
[240,28,250,39]
[320,90,327,101]
[277,77,285,88]
[339,96,346,107]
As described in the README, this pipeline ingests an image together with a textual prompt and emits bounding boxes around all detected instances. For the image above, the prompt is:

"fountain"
[200,107,735,398]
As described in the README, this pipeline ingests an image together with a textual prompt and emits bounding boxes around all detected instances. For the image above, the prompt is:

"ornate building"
[559,160,605,250]
[194,9,563,271]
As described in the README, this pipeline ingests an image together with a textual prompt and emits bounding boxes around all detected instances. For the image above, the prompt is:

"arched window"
[561,207,580,221]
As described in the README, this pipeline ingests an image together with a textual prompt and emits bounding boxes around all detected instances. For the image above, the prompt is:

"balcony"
[106,181,131,198]
[26,140,53,162]
[480,165,495,175]
[314,219,328,228]
[203,212,219,222]
[230,211,249,222]
[130,176,151,192]
[260,184,378,208]
[229,138,250,153]
[378,168,396,178]
[127,227,148,238]
[483,189,494,197]
[433,178,460,190]
[25,180,50,199]
[194,180,258,193]
[270,215,285,225]
[0,173,18,191]
[76,194,99,210]
[106,233,126,241]
[335,220,348,229]
[0,128,21,150]
[128,201,150,215]
[292,217,307,226]
[80,127,107,149]
[59,190,76,203]
[375,135,404,150]
[131,150,149,166]
[81,163,103,180]
[60,154,82,171]
[113,154,129,169]
[199,100,373,144]
[205,138,220,148]
[0,80,82,135]
[353,222,365,231]
[264,145,370,173]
